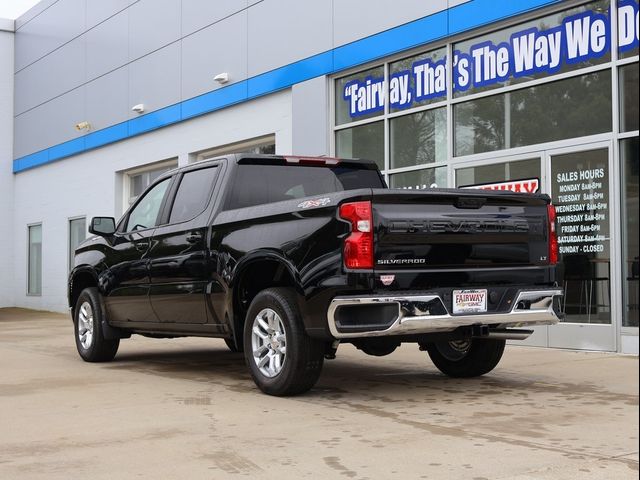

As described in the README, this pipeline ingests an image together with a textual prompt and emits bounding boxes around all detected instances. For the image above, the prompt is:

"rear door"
[147,164,222,324]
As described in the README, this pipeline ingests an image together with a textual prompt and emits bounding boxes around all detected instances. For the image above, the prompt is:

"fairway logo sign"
[343,1,639,118]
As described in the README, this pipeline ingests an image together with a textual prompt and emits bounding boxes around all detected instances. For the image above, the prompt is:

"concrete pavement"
[0,308,638,479]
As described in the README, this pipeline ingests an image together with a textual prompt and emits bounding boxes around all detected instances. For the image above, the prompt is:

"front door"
[453,142,617,351]
[104,177,173,323]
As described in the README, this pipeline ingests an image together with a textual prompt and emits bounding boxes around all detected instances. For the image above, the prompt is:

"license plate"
[453,289,487,314]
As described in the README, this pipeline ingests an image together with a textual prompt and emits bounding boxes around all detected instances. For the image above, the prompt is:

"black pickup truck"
[69,154,563,395]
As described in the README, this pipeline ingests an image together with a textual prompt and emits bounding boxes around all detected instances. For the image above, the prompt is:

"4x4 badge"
[380,275,395,286]
[298,198,331,209]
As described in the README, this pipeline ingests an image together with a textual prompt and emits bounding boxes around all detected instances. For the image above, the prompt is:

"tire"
[243,288,324,396]
[426,338,505,378]
[224,337,243,353]
[74,287,120,362]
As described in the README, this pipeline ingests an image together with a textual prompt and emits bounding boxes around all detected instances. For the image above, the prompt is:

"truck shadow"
[104,343,594,403]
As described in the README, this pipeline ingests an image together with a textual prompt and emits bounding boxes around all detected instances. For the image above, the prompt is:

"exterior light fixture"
[214,72,229,84]
[131,103,145,114]
[75,121,91,132]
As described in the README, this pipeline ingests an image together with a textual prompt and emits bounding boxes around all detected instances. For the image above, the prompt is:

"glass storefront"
[332,0,639,351]
[454,72,613,156]
[621,138,639,327]
[551,149,611,324]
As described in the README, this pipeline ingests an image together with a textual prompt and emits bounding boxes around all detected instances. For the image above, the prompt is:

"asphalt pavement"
[0,308,638,479]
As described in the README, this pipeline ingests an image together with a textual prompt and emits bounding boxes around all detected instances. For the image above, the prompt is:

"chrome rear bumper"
[327,289,563,339]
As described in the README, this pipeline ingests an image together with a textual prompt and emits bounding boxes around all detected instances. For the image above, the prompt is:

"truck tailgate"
[372,189,551,269]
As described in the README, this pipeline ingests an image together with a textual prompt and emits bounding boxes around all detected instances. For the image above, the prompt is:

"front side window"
[28,224,42,295]
[126,178,171,232]
[69,218,86,271]
[169,167,218,224]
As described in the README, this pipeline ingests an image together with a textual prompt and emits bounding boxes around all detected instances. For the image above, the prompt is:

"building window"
[619,62,639,133]
[390,108,446,169]
[335,66,385,126]
[452,0,611,99]
[69,217,86,272]
[124,160,178,208]
[621,137,639,327]
[455,158,541,187]
[194,135,276,162]
[454,71,612,156]
[335,121,384,170]
[618,0,639,59]
[28,224,42,296]
[389,166,447,190]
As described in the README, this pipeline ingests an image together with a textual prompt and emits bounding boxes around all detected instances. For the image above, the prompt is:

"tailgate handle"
[455,197,486,209]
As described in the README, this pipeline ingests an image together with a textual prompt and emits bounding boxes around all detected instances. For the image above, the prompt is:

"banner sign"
[460,178,540,194]
[343,1,639,118]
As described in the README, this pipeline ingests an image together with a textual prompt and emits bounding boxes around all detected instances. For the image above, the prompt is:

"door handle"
[186,232,203,244]
[135,242,149,252]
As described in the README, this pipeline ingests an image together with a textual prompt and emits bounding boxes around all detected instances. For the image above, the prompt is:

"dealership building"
[0,0,637,353]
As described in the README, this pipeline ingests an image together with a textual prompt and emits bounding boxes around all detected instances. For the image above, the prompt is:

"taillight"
[547,204,559,265]
[339,201,374,269]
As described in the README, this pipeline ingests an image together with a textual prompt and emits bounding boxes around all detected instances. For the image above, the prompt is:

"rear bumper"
[327,289,563,339]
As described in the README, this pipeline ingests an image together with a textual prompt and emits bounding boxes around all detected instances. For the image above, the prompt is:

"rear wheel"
[426,338,505,377]
[243,288,324,396]
[74,287,119,362]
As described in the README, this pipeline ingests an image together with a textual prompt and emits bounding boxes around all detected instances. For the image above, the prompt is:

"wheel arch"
[68,267,99,317]
[230,252,303,347]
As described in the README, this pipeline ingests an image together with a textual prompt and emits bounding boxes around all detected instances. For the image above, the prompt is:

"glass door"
[453,142,618,351]
[453,154,549,348]
[545,142,616,351]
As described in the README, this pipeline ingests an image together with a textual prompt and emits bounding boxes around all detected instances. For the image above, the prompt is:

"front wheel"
[425,338,505,378]
[243,288,324,396]
[74,287,119,362]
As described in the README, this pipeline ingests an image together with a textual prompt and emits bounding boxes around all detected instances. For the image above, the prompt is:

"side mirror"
[89,217,116,236]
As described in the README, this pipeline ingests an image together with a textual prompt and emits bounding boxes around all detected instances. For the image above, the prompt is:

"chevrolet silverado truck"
[69,154,563,396]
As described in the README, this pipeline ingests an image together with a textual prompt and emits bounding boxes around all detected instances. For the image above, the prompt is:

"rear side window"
[169,167,218,224]
[225,164,384,209]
